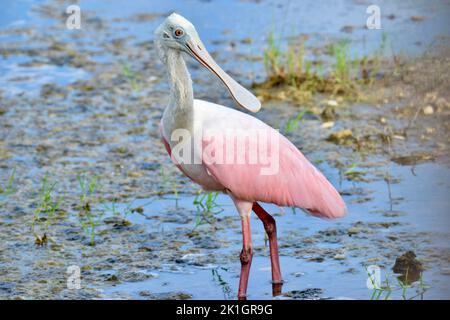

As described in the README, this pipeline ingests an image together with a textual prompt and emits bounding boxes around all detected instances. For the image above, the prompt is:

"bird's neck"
[165,50,194,120]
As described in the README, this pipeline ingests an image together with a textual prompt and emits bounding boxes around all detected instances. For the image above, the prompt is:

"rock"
[423,105,434,115]
[308,257,325,263]
[333,254,346,260]
[321,121,335,129]
[410,16,425,22]
[106,274,119,282]
[326,129,353,145]
[321,105,336,121]
[132,207,144,214]
[392,251,424,284]
[340,25,354,33]
[128,171,144,178]
[347,227,361,235]
[326,100,338,107]
[283,288,323,300]
[292,272,305,277]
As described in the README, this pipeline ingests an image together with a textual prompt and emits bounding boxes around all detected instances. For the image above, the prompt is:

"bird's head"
[155,13,261,113]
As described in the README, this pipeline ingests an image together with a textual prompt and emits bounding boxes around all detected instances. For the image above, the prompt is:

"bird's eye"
[174,28,184,38]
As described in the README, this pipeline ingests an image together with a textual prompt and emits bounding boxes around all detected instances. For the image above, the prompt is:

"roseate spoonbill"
[155,13,346,299]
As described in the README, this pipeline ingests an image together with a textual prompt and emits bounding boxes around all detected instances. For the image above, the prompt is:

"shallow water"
[2,0,450,95]
[102,161,450,300]
[0,0,449,300]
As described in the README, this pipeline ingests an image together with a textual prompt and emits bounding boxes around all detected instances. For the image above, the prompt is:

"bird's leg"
[238,215,253,300]
[253,202,283,296]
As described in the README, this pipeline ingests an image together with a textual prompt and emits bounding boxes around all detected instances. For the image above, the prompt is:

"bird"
[155,13,346,299]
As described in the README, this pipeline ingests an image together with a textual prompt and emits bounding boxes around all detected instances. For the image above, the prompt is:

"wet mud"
[0,0,449,299]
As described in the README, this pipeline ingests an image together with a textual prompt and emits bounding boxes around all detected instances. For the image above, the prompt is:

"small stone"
[132,206,144,214]
[240,37,252,44]
[327,129,353,145]
[392,251,424,284]
[321,121,334,129]
[347,227,361,235]
[308,257,325,263]
[292,272,305,277]
[333,254,346,260]
[387,14,396,20]
[106,274,119,282]
[326,100,338,107]
[321,105,336,121]
[411,16,425,22]
[340,25,354,33]
[139,290,152,297]
[128,171,144,178]
[423,105,434,115]
[283,288,323,299]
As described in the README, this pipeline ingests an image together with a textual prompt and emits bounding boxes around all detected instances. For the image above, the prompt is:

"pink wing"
[201,111,346,219]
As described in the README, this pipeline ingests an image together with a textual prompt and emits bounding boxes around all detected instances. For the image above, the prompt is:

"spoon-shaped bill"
[186,39,261,113]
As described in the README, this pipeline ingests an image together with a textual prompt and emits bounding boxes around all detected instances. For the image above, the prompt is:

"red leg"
[253,202,283,293]
[238,215,253,300]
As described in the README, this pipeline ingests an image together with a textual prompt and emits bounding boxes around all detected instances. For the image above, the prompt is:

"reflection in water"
[212,267,233,300]
[272,282,283,298]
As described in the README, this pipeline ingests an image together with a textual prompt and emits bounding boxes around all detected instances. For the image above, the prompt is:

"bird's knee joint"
[240,247,253,264]
[264,220,276,236]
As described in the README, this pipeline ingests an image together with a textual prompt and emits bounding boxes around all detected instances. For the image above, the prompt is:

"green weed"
[158,166,179,200]
[366,266,429,300]
[122,63,140,92]
[31,174,64,245]
[0,168,16,196]
[193,191,224,228]
[331,39,351,84]
[285,110,307,133]
[212,267,233,300]
[255,32,390,103]
[76,173,103,246]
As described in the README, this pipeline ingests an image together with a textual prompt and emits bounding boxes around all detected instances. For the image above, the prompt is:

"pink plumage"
[161,100,346,219]
[202,133,346,219]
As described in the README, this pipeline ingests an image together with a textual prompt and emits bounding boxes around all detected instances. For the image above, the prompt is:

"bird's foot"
[272,281,283,297]
[237,293,248,300]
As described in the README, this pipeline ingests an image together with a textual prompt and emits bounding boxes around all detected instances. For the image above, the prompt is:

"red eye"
[174,29,184,37]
